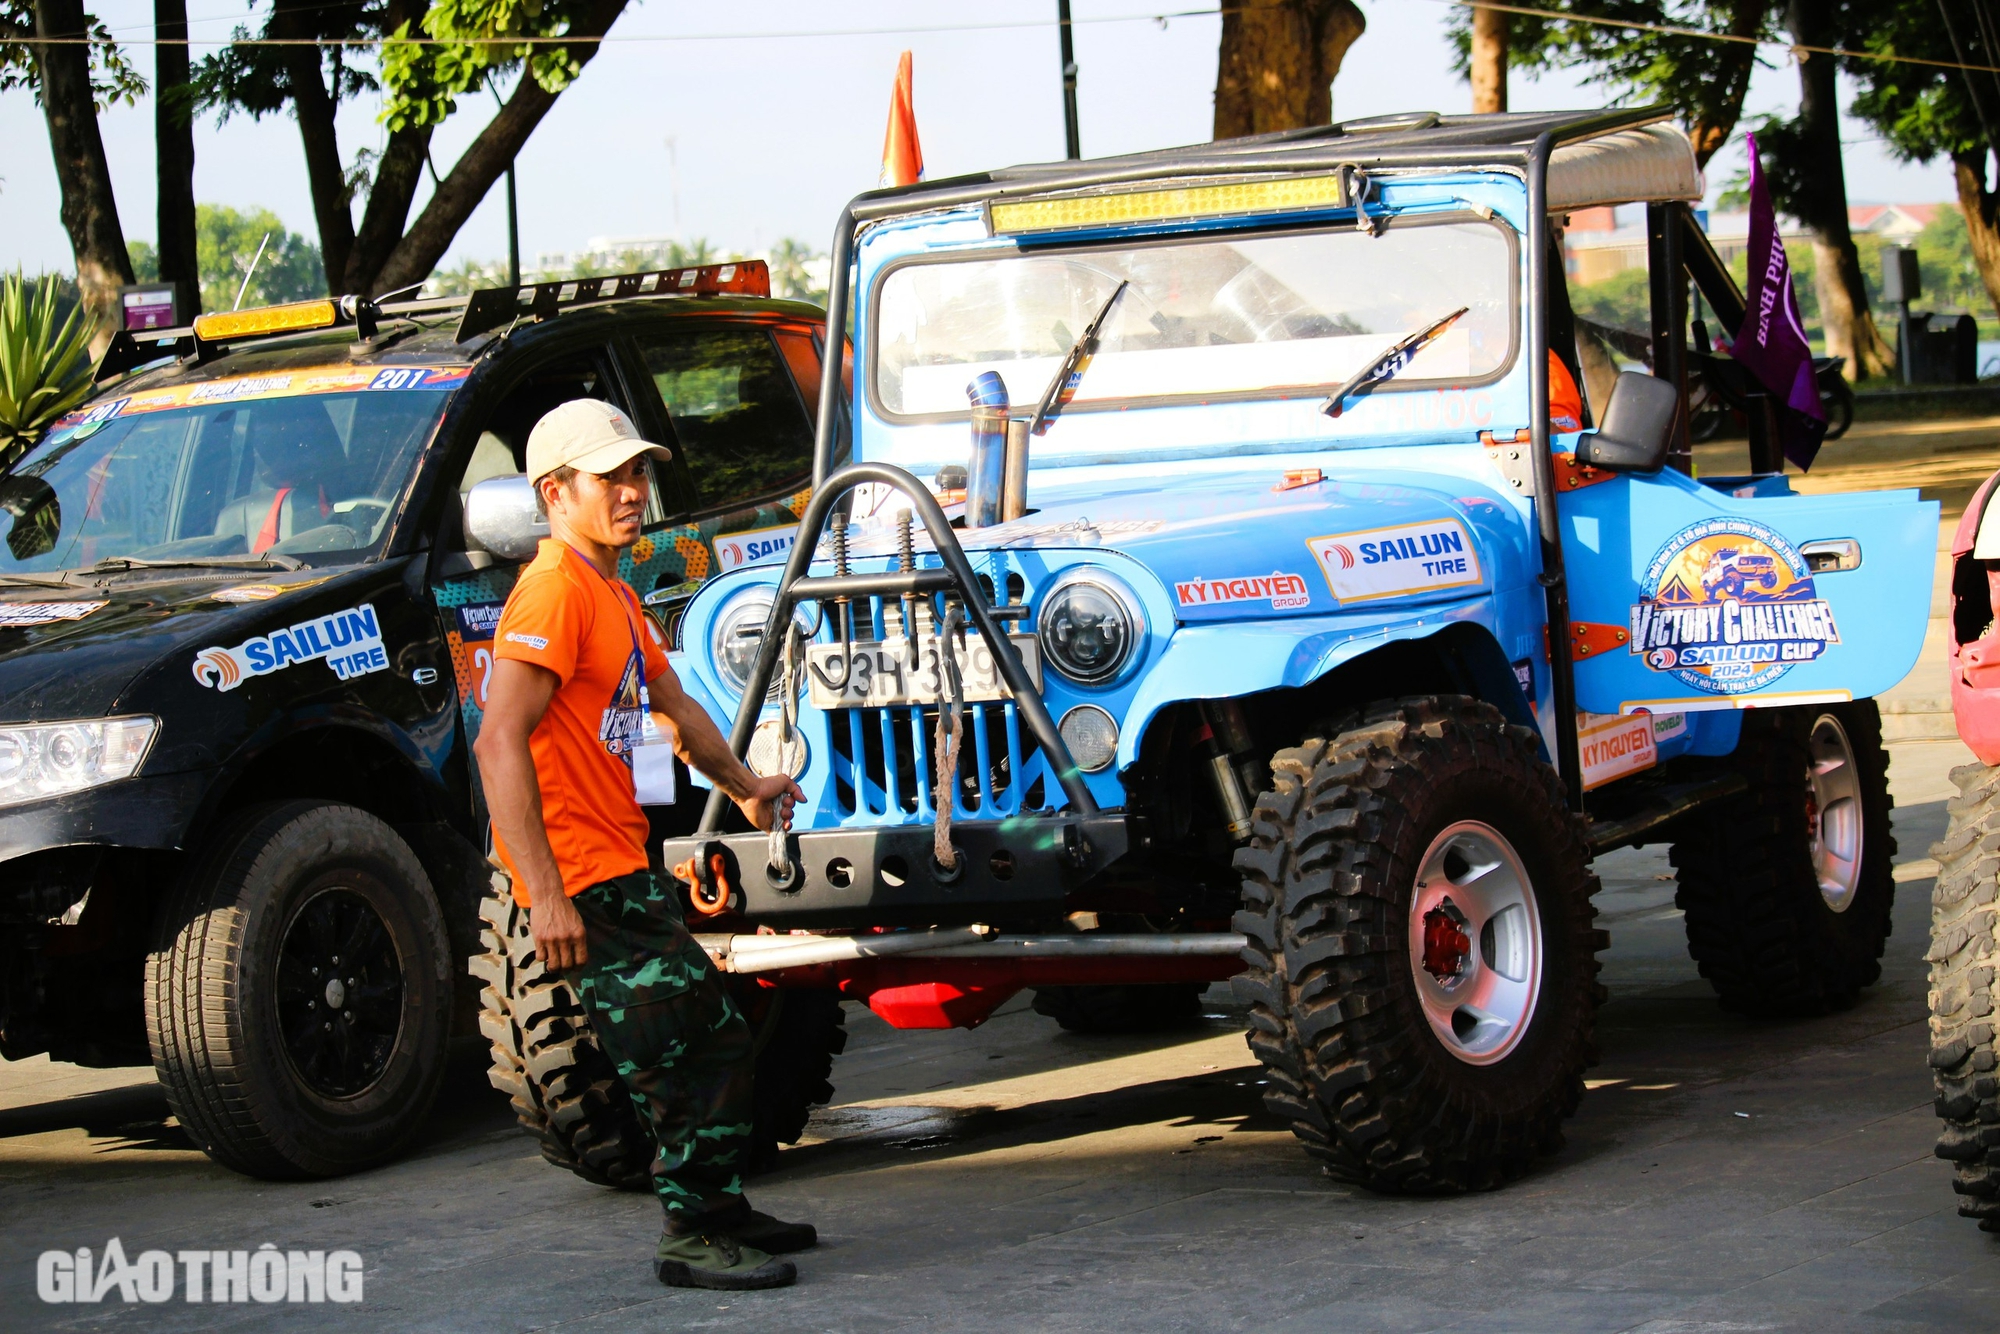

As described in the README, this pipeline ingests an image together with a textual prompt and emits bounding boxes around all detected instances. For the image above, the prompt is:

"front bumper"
[662,813,1132,926]
[0,769,210,863]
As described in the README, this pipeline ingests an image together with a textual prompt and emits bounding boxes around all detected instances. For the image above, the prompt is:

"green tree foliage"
[0,0,146,107]
[1840,0,2000,316]
[1448,2,1774,166]
[767,238,827,305]
[0,272,96,468]
[193,205,327,311]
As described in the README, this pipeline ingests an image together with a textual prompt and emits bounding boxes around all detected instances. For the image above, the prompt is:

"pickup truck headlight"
[1038,573,1142,685]
[0,715,159,809]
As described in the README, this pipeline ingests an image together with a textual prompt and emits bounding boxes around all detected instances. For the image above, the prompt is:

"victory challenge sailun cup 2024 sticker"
[191,604,389,691]
[1627,517,1839,696]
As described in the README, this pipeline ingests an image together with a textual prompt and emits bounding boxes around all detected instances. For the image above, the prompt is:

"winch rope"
[768,622,805,881]
[932,602,965,870]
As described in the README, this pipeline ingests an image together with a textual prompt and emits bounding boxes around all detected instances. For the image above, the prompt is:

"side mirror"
[1574,371,1678,474]
[463,474,545,561]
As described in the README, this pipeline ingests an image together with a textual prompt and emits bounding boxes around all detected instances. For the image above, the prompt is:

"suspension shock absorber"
[1197,699,1260,841]
[895,508,921,675]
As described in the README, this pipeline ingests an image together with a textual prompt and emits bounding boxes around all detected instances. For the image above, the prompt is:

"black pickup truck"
[0,263,836,1178]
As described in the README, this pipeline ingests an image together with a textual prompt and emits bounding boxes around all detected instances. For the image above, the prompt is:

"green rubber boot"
[654,1231,797,1290]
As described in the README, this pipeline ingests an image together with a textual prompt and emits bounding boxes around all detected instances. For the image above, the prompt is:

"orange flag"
[880,50,924,187]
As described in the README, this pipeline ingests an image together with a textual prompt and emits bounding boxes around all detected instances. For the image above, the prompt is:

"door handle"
[411,666,440,686]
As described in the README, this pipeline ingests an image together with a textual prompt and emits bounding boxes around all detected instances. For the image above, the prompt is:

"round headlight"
[712,595,812,701]
[1059,705,1120,773]
[1038,575,1140,685]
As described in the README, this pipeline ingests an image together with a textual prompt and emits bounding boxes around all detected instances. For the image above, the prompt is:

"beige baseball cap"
[525,399,672,482]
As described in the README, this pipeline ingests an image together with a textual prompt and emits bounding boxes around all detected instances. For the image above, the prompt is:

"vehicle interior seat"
[459,432,520,496]
[210,398,349,552]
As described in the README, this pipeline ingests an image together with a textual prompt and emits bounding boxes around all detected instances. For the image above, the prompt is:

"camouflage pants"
[563,869,754,1222]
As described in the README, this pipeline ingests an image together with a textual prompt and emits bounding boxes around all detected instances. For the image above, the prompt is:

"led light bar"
[192,299,339,342]
[989,174,1352,235]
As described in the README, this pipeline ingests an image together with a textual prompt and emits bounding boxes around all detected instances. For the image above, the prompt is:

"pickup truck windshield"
[0,373,450,575]
[872,218,1515,420]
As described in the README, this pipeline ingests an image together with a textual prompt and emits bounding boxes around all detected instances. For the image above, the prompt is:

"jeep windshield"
[870,216,1516,421]
[0,368,453,576]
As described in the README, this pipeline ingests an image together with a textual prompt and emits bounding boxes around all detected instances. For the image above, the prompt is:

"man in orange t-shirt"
[474,399,806,1292]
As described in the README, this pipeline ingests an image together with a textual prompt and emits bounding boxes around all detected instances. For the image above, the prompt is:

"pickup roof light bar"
[988,172,1355,235]
[452,260,772,343]
[92,260,778,383]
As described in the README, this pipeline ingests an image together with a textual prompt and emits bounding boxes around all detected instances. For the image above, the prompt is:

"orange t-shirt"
[1549,351,1586,433]
[492,540,670,904]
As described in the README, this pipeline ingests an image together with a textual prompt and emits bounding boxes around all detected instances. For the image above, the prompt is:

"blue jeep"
[479,110,1938,1193]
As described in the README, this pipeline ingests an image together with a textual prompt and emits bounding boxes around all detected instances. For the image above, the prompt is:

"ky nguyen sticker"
[192,604,389,691]
[1628,517,1839,696]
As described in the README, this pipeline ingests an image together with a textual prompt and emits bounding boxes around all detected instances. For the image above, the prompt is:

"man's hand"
[529,888,590,972]
[738,773,804,833]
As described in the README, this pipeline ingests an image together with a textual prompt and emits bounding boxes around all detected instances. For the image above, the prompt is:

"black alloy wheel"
[275,887,406,1098]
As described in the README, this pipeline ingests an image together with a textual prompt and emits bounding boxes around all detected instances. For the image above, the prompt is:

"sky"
[0,0,1961,277]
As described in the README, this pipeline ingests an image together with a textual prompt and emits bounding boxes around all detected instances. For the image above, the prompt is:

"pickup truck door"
[1558,456,1938,718]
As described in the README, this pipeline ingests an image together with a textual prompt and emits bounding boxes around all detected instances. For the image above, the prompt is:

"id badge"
[632,686,676,805]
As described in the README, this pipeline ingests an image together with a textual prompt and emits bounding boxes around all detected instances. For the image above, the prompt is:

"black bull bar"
[661,462,1125,924]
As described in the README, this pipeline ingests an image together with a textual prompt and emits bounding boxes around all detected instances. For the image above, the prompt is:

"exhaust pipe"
[1002,418,1030,521]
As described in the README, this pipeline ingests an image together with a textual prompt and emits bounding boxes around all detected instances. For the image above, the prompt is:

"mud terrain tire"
[1929,761,2000,1229]
[147,800,453,1178]
[1671,703,1895,1016]
[473,884,845,1187]
[1232,696,1604,1193]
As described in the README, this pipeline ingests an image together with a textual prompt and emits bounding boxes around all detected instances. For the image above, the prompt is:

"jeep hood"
[951,469,1530,620]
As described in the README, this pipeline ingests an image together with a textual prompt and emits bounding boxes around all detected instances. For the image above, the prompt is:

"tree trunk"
[1954,151,2000,320]
[1786,0,1894,379]
[1686,0,1763,168]
[1213,0,1365,139]
[34,0,134,356]
[1470,6,1506,115]
[371,0,630,295]
[345,124,435,295]
[155,0,199,317]
[270,0,353,294]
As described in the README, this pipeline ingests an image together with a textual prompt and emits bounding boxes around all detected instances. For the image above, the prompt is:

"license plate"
[805,633,1041,709]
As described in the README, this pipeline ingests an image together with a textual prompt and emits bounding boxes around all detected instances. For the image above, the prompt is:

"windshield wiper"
[81,554,305,574]
[1028,280,1130,437]
[1320,306,1470,418]
[0,571,75,588]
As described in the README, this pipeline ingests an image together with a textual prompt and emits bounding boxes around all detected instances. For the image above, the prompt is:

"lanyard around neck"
[563,543,643,661]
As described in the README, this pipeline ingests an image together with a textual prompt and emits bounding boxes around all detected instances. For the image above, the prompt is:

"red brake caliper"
[1421,902,1471,982]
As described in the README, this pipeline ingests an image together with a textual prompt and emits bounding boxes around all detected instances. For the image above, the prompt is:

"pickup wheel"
[1670,703,1895,1016]
[146,800,453,1179]
[1233,697,1604,1192]
[473,884,844,1188]
[1927,761,2000,1229]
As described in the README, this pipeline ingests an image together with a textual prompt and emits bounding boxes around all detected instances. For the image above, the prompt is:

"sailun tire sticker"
[1628,517,1838,696]
[192,604,390,691]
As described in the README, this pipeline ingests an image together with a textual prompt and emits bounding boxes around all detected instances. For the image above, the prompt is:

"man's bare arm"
[648,661,802,830]
[473,658,590,970]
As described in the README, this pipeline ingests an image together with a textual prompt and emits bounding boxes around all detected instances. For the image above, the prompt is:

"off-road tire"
[1232,696,1604,1192]
[473,883,845,1188]
[1670,703,1895,1016]
[146,800,453,1178]
[1031,983,1206,1033]
[1928,761,2000,1229]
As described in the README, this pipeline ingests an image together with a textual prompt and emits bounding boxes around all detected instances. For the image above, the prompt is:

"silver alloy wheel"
[1407,820,1543,1066]
[1808,712,1864,912]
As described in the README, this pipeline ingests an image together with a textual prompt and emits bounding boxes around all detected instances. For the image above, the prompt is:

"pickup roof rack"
[94,260,774,382]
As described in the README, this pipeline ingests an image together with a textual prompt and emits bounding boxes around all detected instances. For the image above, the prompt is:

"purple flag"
[1730,133,1826,471]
